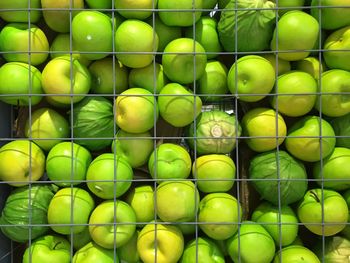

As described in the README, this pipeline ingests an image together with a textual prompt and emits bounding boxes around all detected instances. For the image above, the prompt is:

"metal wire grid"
[0,1,349,262]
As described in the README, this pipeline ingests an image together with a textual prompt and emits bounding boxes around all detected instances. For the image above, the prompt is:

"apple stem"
[309,190,320,203]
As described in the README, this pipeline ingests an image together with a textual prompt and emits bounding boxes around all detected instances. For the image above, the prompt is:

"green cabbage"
[218,0,276,52]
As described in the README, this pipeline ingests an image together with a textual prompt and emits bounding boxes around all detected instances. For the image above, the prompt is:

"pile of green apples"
[1,0,350,262]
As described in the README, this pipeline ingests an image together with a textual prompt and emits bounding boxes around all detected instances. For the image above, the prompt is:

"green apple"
[89,200,136,249]
[341,189,350,240]
[47,187,95,235]
[115,88,159,133]
[73,242,117,263]
[271,71,317,117]
[273,245,320,263]
[115,0,157,20]
[148,143,192,181]
[0,140,45,186]
[0,23,49,66]
[294,56,326,80]
[158,83,202,127]
[227,55,275,102]
[272,0,305,15]
[285,115,336,162]
[86,153,133,199]
[72,11,113,60]
[89,57,128,94]
[0,0,41,23]
[242,107,287,152]
[260,54,291,76]
[118,230,141,263]
[162,38,207,84]
[313,147,350,190]
[128,62,168,94]
[197,60,228,102]
[156,181,199,222]
[41,0,84,33]
[185,16,222,59]
[315,69,350,117]
[297,188,348,236]
[46,142,92,187]
[24,107,69,152]
[226,221,276,263]
[115,19,158,68]
[192,154,236,193]
[198,193,242,240]
[23,235,71,263]
[251,201,299,247]
[330,113,350,148]
[271,10,319,61]
[180,236,225,263]
[111,129,153,168]
[137,222,184,263]
[0,62,43,106]
[85,0,112,9]
[158,0,203,26]
[68,227,92,251]
[41,56,91,105]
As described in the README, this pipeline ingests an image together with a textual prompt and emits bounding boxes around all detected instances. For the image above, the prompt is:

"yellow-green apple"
[272,0,305,15]
[158,83,202,127]
[41,56,91,105]
[297,188,348,236]
[89,200,136,249]
[227,55,275,102]
[111,129,154,168]
[128,62,168,94]
[156,181,199,222]
[273,245,321,263]
[24,107,69,152]
[251,201,299,246]
[41,0,84,33]
[260,53,291,75]
[0,62,43,106]
[72,11,113,60]
[0,23,49,66]
[330,113,350,148]
[185,16,222,59]
[226,221,276,263]
[313,147,350,190]
[162,38,207,84]
[89,57,128,94]
[0,140,45,186]
[198,60,228,102]
[341,189,350,239]
[126,185,155,226]
[271,10,319,61]
[148,143,192,181]
[192,154,236,193]
[294,56,326,80]
[22,235,71,263]
[198,192,242,240]
[158,0,203,26]
[137,222,184,263]
[271,71,317,117]
[46,142,92,187]
[115,20,158,68]
[118,230,141,263]
[115,87,159,133]
[47,187,95,235]
[85,0,112,9]
[115,0,158,20]
[68,227,92,251]
[86,153,133,199]
[0,0,41,23]
[241,107,287,152]
[285,115,336,162]
[72,242,117,263]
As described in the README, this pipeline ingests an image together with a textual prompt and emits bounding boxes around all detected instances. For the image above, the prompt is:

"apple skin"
[260,53,291,76]
[272,0,305,15]
[0,23,49,66]
[285,116,336,162]
[118,230,141,263]
[72,241,118,263]
[271,71,317,117]
[340,189,350,240]
[315,69,350,117]
[47,187,95,235]
[227,55,275,102]
[251,201,299,247]
[180,236,225,263]
[0,0,41,23]
[297,188,348,236]
[198,193,242,240]
[115,0,158,20]
[0,62,43,106]
[68,226,92,251]
[23,235,71,263]
[294,56,326,80]
[41,56,91,105]
[137,222,184,263]
[158,83,203,128]
[270,10,319,61]
[273,245,321,263]
[85,0,112,9]
[89,200,137,249]
[0,140,45,186]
